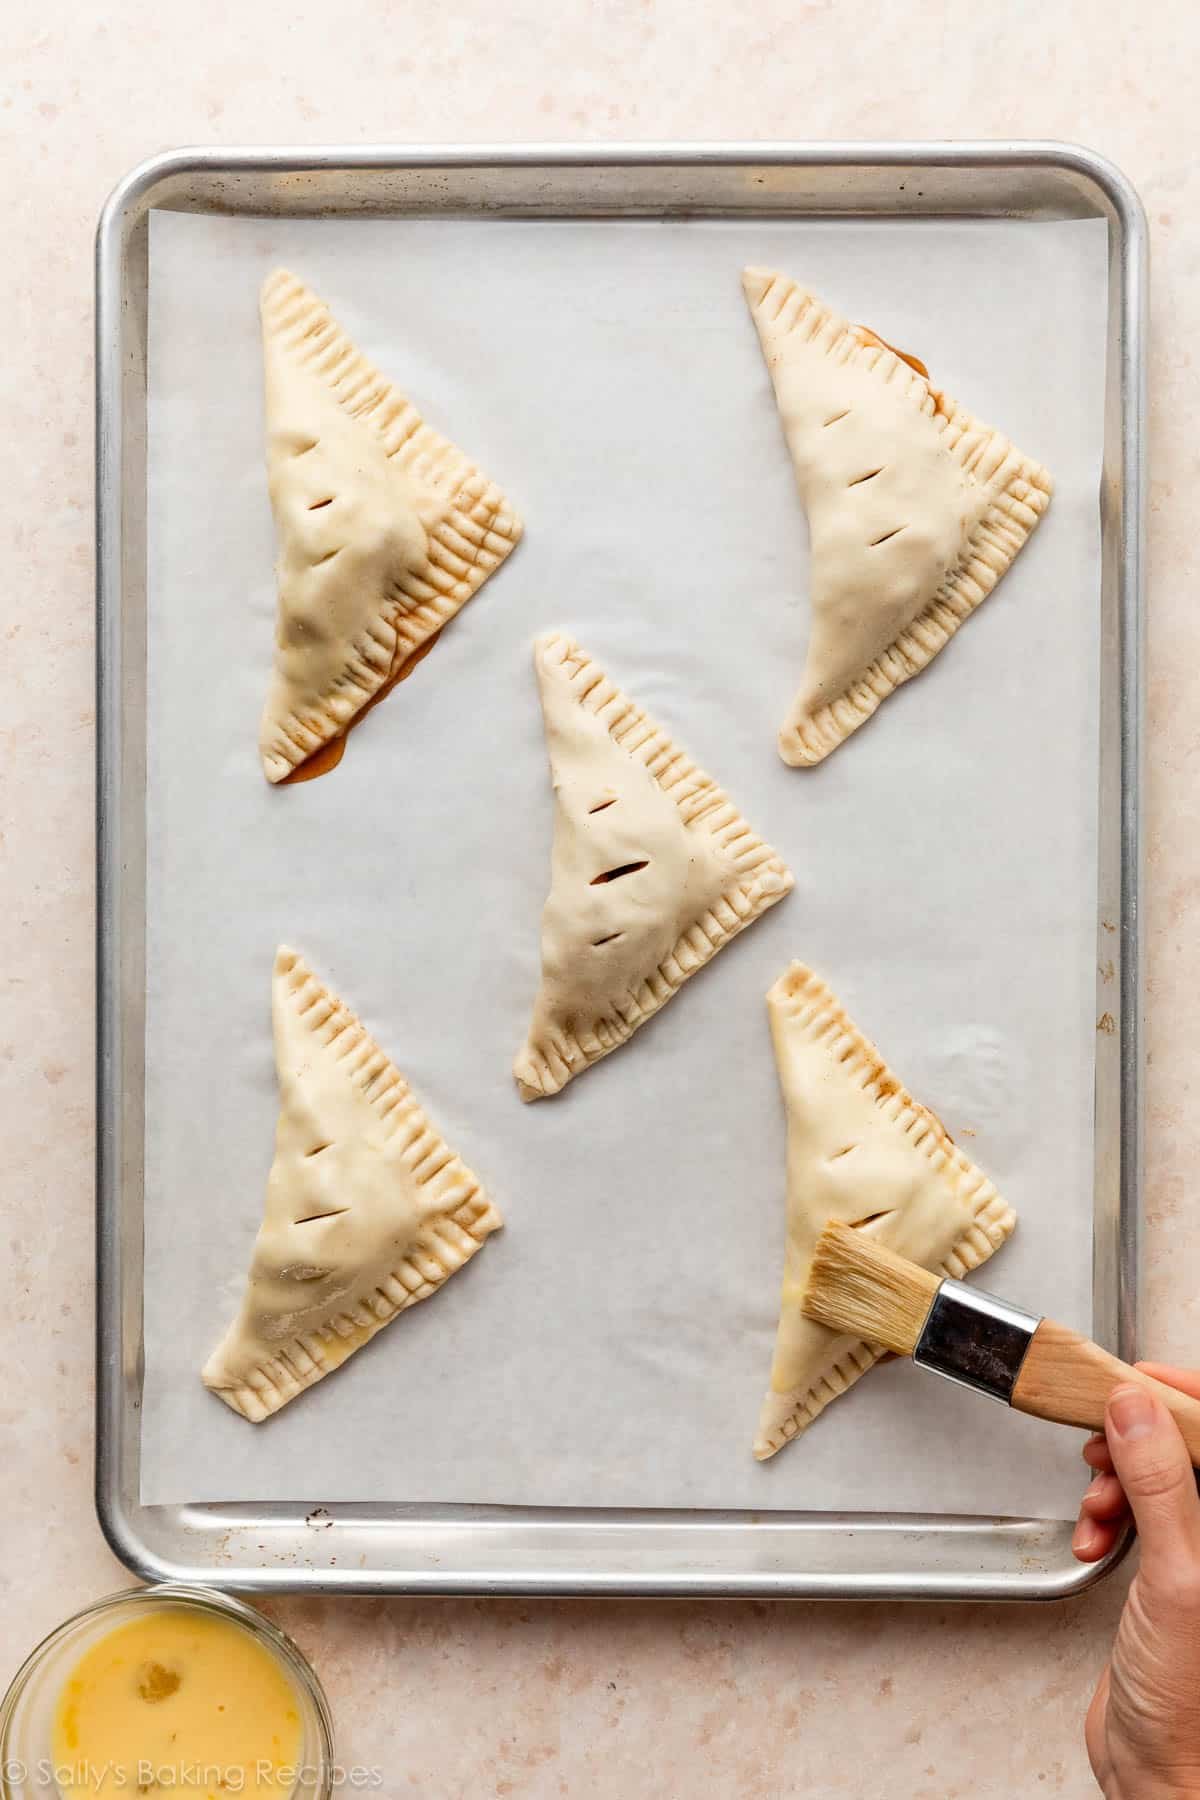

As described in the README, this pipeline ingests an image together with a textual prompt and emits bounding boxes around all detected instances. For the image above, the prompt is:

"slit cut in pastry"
[202,947,502,1421]
[258,270,523,782]
[742,268,1054,766]
[755,963,1016,1460]
[514,633,794,1101]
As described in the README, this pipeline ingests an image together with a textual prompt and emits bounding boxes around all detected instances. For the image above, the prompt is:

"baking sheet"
[141,209,1107,1515]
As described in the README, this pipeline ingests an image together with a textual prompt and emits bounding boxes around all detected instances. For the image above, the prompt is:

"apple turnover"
[203,947,501,1420]
[756,962,1015,1459]
[514,633,794,1101]
[258,270,522,782]
[743,268,1053,765]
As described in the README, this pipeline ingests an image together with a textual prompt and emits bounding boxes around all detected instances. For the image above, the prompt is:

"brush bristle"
[802,1221,942,1356]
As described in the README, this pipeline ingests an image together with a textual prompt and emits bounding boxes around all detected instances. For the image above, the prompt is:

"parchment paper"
[141,209,1107,1516]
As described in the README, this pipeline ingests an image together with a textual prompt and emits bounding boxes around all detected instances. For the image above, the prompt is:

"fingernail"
[1073,1518,1099,1556]
[1084,1476,1105,1499]
[1109,1384,1156,1441]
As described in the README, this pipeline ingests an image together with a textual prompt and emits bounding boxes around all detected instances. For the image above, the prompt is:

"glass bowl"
[0,1585,333,1800]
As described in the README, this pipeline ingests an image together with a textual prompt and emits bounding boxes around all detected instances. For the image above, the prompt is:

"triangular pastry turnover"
[743,268,1053,766]
[514,633,794,1101]
[258,270,523,782]
[756,963,1016,1460]
[203,947,502,1421]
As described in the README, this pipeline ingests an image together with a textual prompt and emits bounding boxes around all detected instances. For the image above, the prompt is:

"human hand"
[1072,1368,1200,1798]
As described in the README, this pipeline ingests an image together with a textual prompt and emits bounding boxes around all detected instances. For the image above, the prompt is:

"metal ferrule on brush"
[913,1280,1041,1404]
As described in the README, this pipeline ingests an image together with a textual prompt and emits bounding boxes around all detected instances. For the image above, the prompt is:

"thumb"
[1106,1383,1200,1578]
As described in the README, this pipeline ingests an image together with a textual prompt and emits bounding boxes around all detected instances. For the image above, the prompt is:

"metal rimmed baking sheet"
[96,143,1145,1597]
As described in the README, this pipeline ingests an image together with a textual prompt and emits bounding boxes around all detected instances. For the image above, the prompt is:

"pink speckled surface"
[1,1,1191,1792]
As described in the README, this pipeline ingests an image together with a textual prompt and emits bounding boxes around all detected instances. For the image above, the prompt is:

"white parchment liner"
[140,210,1106,1515]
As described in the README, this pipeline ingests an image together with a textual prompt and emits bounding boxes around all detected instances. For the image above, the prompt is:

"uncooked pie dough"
[258,269,523,782]
[203,947,502,1420]
[756,962,1016,1459]
[514,633,794,1101]
[743,267,1053,766]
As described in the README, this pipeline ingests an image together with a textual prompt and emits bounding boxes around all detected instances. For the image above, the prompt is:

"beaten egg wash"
[52,1610,303,1800]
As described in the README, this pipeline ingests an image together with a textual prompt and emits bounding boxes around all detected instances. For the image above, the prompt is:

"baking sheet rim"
[95,140,1145,1598]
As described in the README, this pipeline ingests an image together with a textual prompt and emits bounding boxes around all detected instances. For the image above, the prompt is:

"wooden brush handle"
[1011,1320,1200,1464]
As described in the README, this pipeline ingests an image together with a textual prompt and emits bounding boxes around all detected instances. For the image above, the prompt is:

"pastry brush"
[802,1219,1200,1462]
